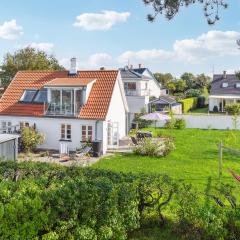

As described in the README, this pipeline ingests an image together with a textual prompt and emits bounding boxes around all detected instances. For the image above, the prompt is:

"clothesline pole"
[219,141,223,178]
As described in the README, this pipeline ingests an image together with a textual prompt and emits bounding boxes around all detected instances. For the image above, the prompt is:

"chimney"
[138,63,142,69]
[69,57,77,75]
[223,70,227,79]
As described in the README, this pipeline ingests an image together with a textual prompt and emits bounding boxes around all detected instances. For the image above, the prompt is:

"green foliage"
[225,104,240,115]
[185,88,202,98]
[143,0,228,25]
[153,73,173,87]
[133,137,175,157]
[1,47,64,86]
[174,119,186,129]
[213,105,219,112]
[133,108,153,129]
[21,127,44,152]
[197,96,206,108]
[178,97,198,113]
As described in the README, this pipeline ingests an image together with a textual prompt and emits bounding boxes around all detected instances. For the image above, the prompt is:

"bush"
[185,89,202,98]
[213,105,219,113]
[133,108,153,129]
[178,97,198,113]
[133,137,175,157]
[174,119,186,129]
[21,127,44,152]
[225,104,240,115]
[197,96,206,108]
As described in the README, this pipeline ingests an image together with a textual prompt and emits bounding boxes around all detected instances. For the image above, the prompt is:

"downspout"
[95,120,99,140]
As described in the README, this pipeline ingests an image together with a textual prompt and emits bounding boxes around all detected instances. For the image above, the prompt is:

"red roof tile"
[0,70,118,120]
[44,77,95,87]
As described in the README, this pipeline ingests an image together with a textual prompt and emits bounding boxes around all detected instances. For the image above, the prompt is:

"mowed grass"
[94,128,240,191]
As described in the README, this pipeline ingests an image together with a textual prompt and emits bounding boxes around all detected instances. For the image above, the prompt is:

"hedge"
[178,97,198,113]
[0,161,239,240]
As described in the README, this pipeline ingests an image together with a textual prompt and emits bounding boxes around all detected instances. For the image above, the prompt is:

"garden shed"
[0,134,19,161]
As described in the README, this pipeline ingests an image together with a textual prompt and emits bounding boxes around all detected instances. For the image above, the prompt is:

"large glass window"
[20,90,37,102]
[1,121,12,133]
[51,90,60,104]
[33,89,47,103]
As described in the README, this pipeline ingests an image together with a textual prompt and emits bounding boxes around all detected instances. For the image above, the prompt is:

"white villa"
[0,58,130,154]
[209,71,240,112]
[120,65,163,129]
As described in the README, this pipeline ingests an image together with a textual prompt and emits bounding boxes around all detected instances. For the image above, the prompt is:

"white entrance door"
[107,122,119,148]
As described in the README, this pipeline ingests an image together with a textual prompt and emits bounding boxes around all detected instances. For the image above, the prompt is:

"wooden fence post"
[219,141,223,178]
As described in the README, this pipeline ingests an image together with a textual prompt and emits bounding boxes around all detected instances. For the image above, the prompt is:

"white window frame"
[61,124,71,141]
[1,121,12,133]
[81,125,93,142]
[222,82,228,88]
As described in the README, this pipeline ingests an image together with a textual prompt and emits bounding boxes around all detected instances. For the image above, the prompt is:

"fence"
[155,114,240,130]
[218,141,240,178]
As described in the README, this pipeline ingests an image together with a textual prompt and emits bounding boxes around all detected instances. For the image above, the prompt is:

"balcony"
[44,102,81,117]
[124,89,150,97]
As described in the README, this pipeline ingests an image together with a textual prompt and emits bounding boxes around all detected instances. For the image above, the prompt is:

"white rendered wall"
[126,96,148,113]
[209,98,220,111]
[0,116,108,152]
[155,114,240,130]
[106,76,127,139]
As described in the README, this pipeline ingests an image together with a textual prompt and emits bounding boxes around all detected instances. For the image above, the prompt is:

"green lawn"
[189,107,208,114]
[94,129,240,191]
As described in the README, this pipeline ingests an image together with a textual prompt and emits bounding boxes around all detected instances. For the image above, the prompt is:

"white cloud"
[118,49,174,64]
[88,53,112,66]
[0,19,23,40]
[173,30,240,62]
[73,10,130,31]
[117,31,240,65]
[27,42,54,53]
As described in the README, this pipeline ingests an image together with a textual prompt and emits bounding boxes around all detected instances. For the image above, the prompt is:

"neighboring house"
[0,58,129,153]
[148,96,182,114]
[120,66,162,128]
[209,71,240,112]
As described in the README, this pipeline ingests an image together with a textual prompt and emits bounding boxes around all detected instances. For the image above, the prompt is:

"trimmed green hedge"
[178,97,198,113]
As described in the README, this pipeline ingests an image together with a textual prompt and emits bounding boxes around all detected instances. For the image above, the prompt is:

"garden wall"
[156,114,240,130]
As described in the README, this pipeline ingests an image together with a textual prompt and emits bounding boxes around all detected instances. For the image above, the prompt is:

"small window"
[81,125,93,142]
[1,121,12,133]
[20,122,30,129]
[33,89,47,103]
[61,124,71,140]
[236,83,240,88]
[222,82,228,88]
[145,82,148,90]
[20,90,37,102]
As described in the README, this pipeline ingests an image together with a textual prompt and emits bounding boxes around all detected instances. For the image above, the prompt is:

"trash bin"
[92,140,102,157]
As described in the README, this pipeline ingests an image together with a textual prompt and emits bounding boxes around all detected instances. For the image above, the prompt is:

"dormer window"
[20,90,37,102]
[222,82,228,88]
[33,89,47,103]
[236,83,240,88]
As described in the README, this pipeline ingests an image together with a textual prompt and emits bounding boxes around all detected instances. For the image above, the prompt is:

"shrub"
[174,119,186,129]
[21,127,44,152]
[164,111,175,129]
[213,105,219,113]
[133,108,153,129]
[197,96,206,108]
[225,104,240,115]
[178,97,198,113]
[133,137,175,157]
[185,89,201,98]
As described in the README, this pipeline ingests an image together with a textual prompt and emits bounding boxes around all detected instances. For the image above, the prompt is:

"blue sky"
[0,0,240,76]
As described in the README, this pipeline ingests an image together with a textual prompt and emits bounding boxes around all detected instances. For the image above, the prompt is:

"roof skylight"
[20,90,37,102]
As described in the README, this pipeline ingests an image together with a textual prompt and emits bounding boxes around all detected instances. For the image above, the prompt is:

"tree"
[143,0,228,25]
[195,73,211,89]
[175,79,187,92]
[180,72,196,89]
[166,82,176,94]
[154,72,174,87]
[1,47,64,86]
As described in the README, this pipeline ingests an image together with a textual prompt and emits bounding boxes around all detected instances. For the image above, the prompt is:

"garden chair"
[76,146,92,158]
[130,136,138,145]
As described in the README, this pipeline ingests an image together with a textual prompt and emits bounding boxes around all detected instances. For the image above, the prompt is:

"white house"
[119,65,162,128]
[209,71,240,112]
[0,58,129,154]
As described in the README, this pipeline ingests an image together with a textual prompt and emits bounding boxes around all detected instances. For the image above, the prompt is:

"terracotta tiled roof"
[44,77,95,87]
[0,70,119,120]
